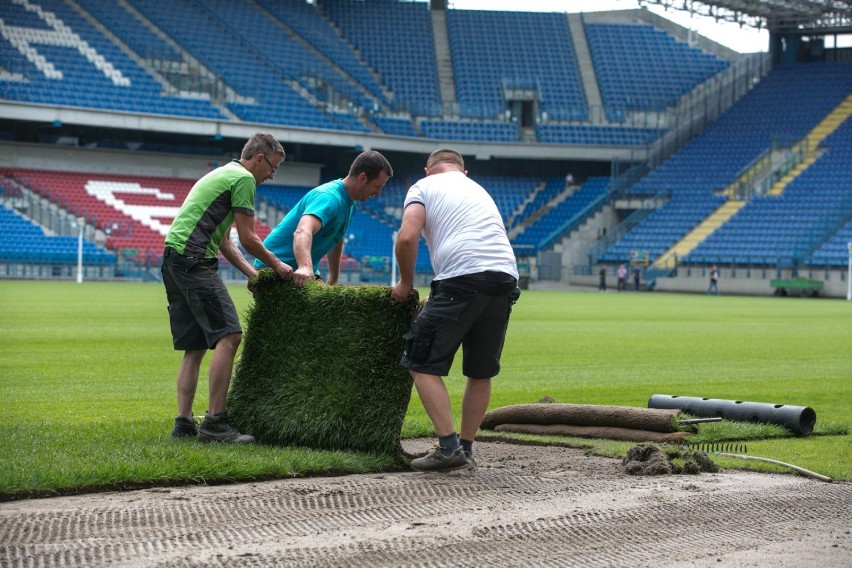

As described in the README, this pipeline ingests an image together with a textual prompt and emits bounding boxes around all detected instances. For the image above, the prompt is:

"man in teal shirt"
[163,133,293,443]
[257,150,393,286]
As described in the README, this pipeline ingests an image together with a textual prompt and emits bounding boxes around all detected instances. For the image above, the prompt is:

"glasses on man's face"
[261,154,278,174]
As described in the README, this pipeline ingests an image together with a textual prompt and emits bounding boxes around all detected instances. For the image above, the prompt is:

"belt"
[440,271,518,296]
[164,247,206,261]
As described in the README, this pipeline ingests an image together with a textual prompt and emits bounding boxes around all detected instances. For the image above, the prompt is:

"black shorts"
[401,271,520,378]
[161,247,242,351]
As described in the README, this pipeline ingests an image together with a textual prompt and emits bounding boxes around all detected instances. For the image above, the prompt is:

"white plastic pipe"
[391,231,398,287]
[847,242,851,301]
[76,218,84,284]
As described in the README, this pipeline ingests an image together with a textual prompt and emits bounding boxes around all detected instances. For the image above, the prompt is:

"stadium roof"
[639,0,852,32]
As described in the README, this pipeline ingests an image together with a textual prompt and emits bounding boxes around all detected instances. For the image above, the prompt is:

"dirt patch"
[623,442,720,475]
[0,439,849,567]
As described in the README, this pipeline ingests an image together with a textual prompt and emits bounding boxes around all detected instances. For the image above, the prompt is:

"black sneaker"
[410,446,472,472]
[171,416,198,438]
[197,410,255,444]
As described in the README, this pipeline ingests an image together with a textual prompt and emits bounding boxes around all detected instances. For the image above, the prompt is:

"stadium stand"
[124,0,344,130]
[353,176,409,226]
[468,176,539,227]
[810,220,852,267]
[0,203,115,266]
[514,177,611,252]
[0,0,225,119]
[255,0,390,107]
[536,124,664,146]
[602,62,852,268]
[370,116,420,138]
[689,115,852,266]
[445,10,587,121]
[2,1,848,295]
[599,193,726,264]
[73,0,181,63]
[807,110,852,271]
[0,0,723,144]
[3,168,190,257]
[197,0,377,121]
[321,0,443,117]
[420,120,519,143]
[585,22,729,122]
[259,185,312,213]
[629,62,852,197]
[0,168,274,266]
[510,178,566,231]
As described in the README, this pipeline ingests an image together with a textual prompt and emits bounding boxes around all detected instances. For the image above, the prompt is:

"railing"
[535,160,652,253]
[645,53,772,169]
[726,137,809,200]
[565,54,772,279]
[537,191,609,253]
[725,148,772,200]
[653,252,679,271]
[586,189,671,265]
[641,265,676,289]
[664,198,852,277]
[3,178,98,242]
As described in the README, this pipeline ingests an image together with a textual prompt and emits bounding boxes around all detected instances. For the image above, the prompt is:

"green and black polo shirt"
[165,161,255,258]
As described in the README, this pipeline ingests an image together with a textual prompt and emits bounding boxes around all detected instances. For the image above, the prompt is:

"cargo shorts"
[161,247,242,351]
[400,271,520,378]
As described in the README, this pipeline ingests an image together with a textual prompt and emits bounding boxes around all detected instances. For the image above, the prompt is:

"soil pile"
[623,443,720,475]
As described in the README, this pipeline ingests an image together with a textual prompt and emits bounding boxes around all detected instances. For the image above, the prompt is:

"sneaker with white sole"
[197,410,255,444]
[464,451,477,468]
[410,445,472,472]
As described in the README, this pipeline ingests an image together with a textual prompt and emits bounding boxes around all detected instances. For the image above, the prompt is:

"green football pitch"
[1,280,849,498]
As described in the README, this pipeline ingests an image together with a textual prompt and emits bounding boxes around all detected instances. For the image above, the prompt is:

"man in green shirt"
[162,133,293,443]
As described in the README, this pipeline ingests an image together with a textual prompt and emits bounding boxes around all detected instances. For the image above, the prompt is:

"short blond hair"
[426,148,464,171]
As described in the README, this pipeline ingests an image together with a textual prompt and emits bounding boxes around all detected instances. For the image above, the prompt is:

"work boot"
[197,410,255,444]
[410,445,471,472]
[171,415,198,438]
[464,450,477,468]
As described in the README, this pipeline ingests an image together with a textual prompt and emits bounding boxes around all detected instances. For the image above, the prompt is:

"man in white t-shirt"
[391,148,520,472]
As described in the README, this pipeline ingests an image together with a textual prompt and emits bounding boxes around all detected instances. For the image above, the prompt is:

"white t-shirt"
[404,170,519,281]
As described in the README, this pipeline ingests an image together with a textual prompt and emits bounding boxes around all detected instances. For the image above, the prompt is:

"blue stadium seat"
[0,0,224,120]
[322,0,442,117]
[606,62,852,266]
[585,22,728,123]
[514,177,610,251]
[0,205,115,265]
[446,10,587,121]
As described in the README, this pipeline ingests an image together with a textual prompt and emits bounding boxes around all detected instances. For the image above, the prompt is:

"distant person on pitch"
[707,264,720,295]
[617,263,627,292]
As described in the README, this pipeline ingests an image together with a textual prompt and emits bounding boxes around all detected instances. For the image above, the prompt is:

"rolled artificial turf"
[229,271,420,455]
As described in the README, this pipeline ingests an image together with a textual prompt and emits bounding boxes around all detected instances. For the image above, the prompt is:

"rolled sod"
[228,271,419,454]
[481,404,681,433]
[493,423,688,443]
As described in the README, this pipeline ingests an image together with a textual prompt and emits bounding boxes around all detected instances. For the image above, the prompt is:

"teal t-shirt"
[165,161,255,258]
[256,179,355,271]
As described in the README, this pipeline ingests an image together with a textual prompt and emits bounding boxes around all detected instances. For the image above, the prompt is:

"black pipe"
[648,394,816,436]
